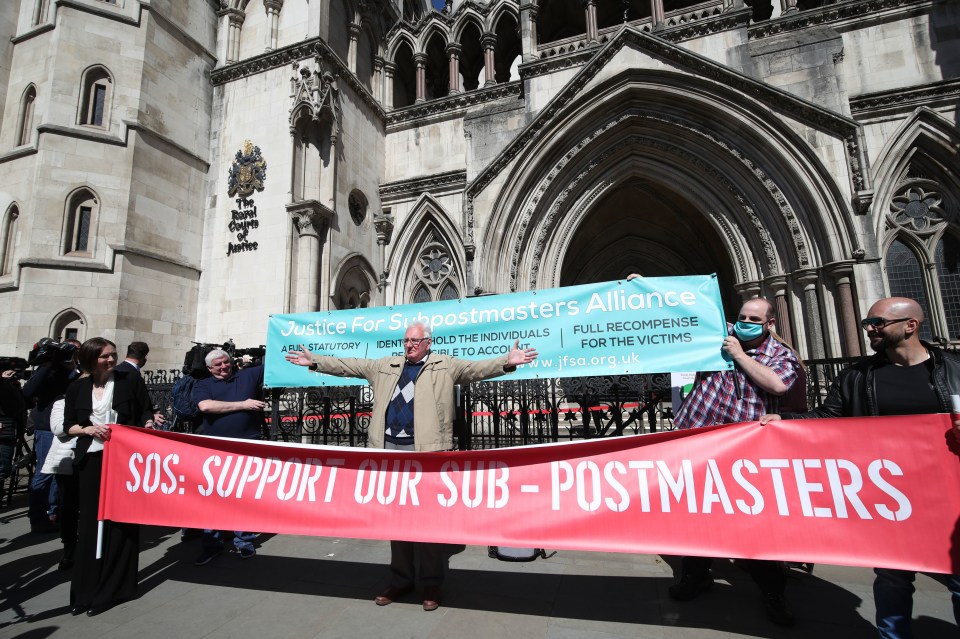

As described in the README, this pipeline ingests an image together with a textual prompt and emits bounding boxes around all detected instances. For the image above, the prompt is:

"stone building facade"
[0,0,957,368]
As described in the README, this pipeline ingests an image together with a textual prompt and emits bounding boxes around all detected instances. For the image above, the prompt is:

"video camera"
[0,356,29,379]
[181,340,266,378]
[27,338,77,367]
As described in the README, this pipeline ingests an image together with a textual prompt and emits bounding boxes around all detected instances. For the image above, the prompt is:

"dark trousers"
[72,451,139,610]
[56,473,80,562]
[384,440,449,589]
[682,556,786,595]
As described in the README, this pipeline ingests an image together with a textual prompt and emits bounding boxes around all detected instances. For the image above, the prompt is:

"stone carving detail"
[290,57,340,132]
[386,82,522,126]
[749,0,927,39]
[850,79,960,117]
[467,27,865,246]
[420,246,454,284]
[509,111,804,290]
[227,140,266,198]
[887,183,945,234]
[379,170,467,198]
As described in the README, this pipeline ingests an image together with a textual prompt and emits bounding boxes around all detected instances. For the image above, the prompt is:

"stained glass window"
[885,239,933,342]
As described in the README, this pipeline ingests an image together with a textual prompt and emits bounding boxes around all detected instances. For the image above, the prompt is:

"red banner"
[100,415,960,573]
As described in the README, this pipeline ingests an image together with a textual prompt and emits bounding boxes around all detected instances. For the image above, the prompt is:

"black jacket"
[784,342,960,419]
[63,370,153,459]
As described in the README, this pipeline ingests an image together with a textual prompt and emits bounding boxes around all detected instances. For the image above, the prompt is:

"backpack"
[171,374,200,421]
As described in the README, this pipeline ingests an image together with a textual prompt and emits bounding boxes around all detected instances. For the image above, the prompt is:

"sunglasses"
[860,317,911,330]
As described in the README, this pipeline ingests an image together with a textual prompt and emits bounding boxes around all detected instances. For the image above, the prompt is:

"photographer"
[0,363,27,486]
[22,338,80,533]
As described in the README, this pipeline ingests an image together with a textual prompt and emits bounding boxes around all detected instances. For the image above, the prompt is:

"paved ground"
[1,491,957,639]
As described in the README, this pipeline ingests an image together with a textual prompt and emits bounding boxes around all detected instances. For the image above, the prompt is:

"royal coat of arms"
[227,140,267,198]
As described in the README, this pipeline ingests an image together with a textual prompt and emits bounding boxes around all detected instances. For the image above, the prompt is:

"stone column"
[649,0,665,30]
[584,0,598,42]
[765,275,792,345]
[374,210,395,292]
[414,53,427,102]
[520,3,538,63]
[373,56,385,103]
[347,22,360,71]
[383,62,396,109]
[227,11,245,63]
[826,262,862,357]
[794,269,826,359]
[446,43,462,95]
[263,0,282,51]
[481,34,497,87]
[291,210,326,312]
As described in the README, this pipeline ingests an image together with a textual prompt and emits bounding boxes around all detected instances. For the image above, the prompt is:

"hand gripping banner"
[265,275,730,388]
[100,414,960,573]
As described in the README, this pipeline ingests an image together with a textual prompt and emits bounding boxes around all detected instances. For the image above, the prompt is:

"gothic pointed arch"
[50,307,87,343]
[485,0,520,33]
[471,29,858,296]
[870,107,960,243]
[289,60,339,204]
[1,203,20,276]
[416,19,450,53]
[388,194,465,304]
[16,84,37,147]
[450,8,485,43]
[331,253,378,309]
[386,31,417,62]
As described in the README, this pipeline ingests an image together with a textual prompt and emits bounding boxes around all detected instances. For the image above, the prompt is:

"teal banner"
[264,275,730,388]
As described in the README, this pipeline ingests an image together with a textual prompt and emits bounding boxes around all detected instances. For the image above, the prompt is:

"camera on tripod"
[27,338,77,367]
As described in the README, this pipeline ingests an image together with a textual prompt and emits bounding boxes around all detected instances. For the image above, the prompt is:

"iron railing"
[144,359,860,449]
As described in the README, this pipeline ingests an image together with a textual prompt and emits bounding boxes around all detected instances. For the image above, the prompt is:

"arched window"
[458,22,483,92]
[493,13,521,84]
[935,233,960,340]
[392,41,416,108]
[78,66,113,128]
[1,205,19,276]
[16,85,37,147]
[51,309,86,343]
[63,189,98,256]
[424,32,448,99]
[885,238,933,342]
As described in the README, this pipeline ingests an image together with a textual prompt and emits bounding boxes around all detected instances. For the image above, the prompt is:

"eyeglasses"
[860,317,912,330]
[403,338,430,346]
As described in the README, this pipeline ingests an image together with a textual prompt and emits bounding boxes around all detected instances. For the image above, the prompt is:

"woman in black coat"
[63,337,154,616]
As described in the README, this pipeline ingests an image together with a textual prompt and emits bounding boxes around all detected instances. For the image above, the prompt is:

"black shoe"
[69,605,88,616]
[194,546,223,566]
[86,603,113,617]
[762,592,796,627]
[58,558,74,571]
[668,573,714,601]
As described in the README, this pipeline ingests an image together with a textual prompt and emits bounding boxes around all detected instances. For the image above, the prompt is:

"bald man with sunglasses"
[762,296,960,639]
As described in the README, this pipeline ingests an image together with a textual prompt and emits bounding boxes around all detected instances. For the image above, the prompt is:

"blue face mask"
[733,321,765,341]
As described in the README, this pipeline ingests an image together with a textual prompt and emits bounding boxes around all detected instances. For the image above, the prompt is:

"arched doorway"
[558,177,741,316]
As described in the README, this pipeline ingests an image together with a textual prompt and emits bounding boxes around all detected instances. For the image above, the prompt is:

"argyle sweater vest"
[384,360,424,445]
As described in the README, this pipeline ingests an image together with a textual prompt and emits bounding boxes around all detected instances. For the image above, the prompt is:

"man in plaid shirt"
[670,297,800,626]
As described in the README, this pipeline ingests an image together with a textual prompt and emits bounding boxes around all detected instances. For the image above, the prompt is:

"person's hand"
[0,370,15,379]
[240,399,267,411]
[626,273,643,281]
[722,335,745,360]
[86,424,111,441]
[153,412,166,427]
[285,344,314,367]
[506,339,538,366]
[759,414,781,425]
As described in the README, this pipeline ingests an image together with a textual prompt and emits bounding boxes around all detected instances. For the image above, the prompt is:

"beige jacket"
[309,352,514,451]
